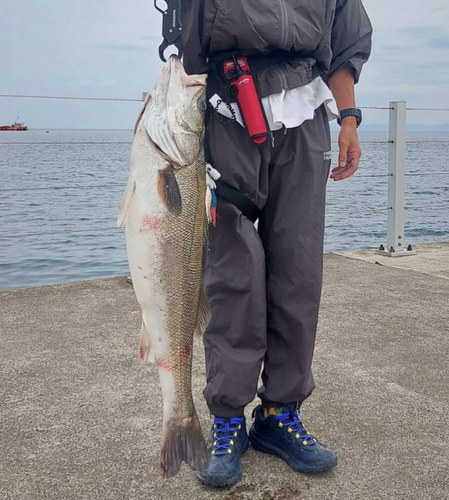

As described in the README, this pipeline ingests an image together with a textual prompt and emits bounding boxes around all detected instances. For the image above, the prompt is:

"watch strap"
[337,108,362,127]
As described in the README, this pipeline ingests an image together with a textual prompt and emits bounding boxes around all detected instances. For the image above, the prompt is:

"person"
[181,0,372,488]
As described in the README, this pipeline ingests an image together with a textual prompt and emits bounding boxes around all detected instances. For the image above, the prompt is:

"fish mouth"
[165,55,207,90]
[167,55,207,88]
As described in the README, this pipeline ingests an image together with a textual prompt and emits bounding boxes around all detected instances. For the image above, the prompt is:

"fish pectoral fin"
[139,321,154,363]
[117,180,136,227]
[157,165,182,215]
[194,285,211,337]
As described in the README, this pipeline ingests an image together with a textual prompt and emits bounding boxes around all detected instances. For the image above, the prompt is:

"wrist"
[337,108,362,128]
[340,116,358,129]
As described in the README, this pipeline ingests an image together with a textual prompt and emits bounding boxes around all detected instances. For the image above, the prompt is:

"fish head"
[144,56,207,166]
[166,56,207,166]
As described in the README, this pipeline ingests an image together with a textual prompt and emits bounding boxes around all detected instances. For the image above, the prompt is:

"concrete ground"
[1,248,448,500]
[340,241,449,280]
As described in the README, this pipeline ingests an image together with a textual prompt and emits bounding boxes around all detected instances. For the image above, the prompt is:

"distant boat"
[0,117,28,131]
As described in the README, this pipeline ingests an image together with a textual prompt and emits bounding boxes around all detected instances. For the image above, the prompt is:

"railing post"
[378,100,416,257]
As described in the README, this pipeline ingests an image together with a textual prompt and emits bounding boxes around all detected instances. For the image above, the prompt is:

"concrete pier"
[1,246,448,500]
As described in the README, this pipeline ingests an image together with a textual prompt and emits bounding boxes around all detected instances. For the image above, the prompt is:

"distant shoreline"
[27,128,134,132]
[22,126,449,132]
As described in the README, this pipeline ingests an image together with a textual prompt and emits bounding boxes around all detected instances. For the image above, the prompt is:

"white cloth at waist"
[209,76,338,131]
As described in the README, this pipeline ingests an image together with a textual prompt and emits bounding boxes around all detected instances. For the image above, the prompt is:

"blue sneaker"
[196,416,249,488]
[249,404,337,474]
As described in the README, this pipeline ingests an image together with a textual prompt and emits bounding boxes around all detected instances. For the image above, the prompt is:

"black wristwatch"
[337,108,362,127]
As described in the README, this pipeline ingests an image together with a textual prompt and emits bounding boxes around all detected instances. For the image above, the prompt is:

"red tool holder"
[223,56,269,145]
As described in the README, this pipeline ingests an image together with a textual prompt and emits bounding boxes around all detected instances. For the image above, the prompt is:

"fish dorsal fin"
[194,285,211,337]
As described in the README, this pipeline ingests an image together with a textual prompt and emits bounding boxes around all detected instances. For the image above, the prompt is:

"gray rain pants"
[203,105,331,418]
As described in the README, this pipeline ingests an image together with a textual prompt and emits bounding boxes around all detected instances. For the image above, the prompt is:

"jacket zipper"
[278,0,289,50]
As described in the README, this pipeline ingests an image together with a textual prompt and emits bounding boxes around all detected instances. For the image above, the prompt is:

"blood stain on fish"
[156,358,174,372]
[180,344,192,362]
[140,215,163,233]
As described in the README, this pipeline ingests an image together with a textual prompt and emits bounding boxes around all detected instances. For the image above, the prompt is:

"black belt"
[206,49,294,99]
[214,180,261,224]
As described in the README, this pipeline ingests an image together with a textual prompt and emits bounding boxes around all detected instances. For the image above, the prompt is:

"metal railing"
[0,94,448,255]
[381,101,411,256]
[378,101,448,256]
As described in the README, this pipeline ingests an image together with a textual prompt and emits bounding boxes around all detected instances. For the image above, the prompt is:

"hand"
[330,118,362,181]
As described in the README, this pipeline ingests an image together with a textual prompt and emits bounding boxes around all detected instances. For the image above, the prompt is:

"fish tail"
[160,411,209,478]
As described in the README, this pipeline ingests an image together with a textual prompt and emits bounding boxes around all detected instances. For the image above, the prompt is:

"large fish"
[117,56,210,478]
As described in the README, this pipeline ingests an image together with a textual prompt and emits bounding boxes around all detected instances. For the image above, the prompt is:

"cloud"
[397,26,446,36]
[1,0,448,128]
[393,25,449,50]
[427,38,449,49]
[141,35,161,41]
[359,2,449,124]
[88,43,149,52]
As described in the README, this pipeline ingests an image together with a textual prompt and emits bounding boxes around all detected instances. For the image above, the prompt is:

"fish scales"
[161,161,206,408]
[118,56,210,478]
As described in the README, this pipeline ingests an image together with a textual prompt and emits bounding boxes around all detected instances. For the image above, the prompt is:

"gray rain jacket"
[182,0,372,97]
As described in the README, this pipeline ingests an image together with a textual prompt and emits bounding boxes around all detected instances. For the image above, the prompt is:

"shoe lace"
[273,410,317,447]
[211,417,244,456]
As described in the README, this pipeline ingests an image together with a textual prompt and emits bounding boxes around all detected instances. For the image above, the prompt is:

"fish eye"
[198,97,207,113]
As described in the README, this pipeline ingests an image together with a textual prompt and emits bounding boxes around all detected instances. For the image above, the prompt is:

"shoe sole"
[196,436,250,488]
[249,428,337,474]
[196,473,242,488]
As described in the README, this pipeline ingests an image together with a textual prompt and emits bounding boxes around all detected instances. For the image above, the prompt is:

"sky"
[1,0,449,129]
